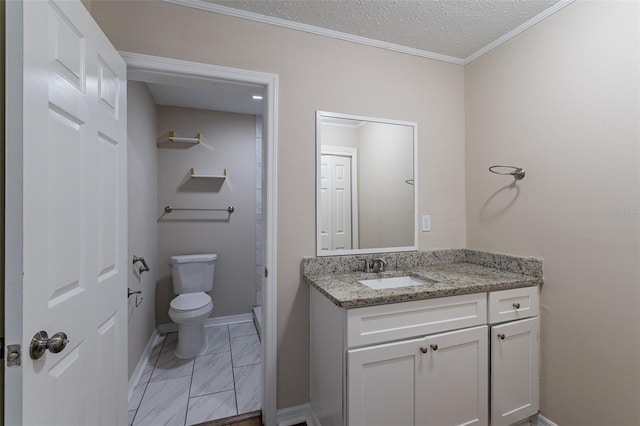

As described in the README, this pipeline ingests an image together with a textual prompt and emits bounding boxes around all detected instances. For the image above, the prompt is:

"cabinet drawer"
[347,293,487,347]
[488,287,539,324]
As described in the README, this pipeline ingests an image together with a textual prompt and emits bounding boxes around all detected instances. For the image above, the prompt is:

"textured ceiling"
[144,0,566,114]
[205,0,561,60]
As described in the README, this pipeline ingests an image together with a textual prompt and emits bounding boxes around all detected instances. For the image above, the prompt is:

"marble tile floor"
[129,321,261,426]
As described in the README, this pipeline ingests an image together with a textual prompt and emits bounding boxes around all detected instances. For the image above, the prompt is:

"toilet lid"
[170,293,212,311]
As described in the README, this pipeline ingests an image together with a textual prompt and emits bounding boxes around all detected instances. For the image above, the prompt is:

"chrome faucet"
[371,258,387,273]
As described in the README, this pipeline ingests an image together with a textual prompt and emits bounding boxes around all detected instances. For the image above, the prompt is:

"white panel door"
[320,154,353,250]
[491,318,539,426]
[319,155,332,251]
[348,337,427,426]
[6,1,127,424]
[330,155,352,250]
[423,326,488,426]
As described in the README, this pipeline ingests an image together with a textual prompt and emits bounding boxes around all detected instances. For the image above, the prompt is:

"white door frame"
[4,0,24,421]
[120,52,279,425]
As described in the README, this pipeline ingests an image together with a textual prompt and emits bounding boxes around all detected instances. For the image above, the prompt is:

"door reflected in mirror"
[317,111,417,256]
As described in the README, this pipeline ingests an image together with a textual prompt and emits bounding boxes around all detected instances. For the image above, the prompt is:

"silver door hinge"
[7,344,21,367]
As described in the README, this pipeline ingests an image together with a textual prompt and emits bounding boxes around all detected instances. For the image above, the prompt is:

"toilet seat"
[170,292,212,311]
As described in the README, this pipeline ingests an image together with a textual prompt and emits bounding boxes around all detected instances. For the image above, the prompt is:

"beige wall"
[156,107,257,325]
[465,2,640,424]
[358,122,414,248]
[89,0,467,408]
[320,124,360,150]
[126,81,158,377]
[320,121,414,249]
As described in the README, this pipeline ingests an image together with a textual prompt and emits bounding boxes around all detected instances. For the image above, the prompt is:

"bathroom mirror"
[316,111,418,256]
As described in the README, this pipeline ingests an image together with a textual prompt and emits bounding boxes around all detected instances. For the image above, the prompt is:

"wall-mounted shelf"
[157,131,201,147]
[189,168,227,180]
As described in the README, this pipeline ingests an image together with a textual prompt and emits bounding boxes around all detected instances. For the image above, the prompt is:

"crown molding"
[163,0,575,67]
[463,0,575,64]
[162,0,465,65]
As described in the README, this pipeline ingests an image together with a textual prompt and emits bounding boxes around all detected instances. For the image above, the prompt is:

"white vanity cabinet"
[347,326,488,426]
[347,336,428,426]
[424,326,489,426]
[310,288,490,426]
[310,285,540,426]
[489,288,540,426]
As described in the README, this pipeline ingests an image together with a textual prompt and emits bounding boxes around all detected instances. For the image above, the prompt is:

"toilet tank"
[169,254,217,294]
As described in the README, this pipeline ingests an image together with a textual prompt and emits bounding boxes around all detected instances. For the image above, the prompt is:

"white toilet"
[168,254,217,359]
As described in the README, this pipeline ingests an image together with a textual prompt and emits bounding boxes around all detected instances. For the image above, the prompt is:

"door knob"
[498,333,506,340]
[420,346,428,353]
[30,330,69,360]
[513,303,521,309]
[430,344,438,351]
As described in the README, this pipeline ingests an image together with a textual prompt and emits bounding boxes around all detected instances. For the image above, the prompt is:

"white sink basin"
[359,276,431,290]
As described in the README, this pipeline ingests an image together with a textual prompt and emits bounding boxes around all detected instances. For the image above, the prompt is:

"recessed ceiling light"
[252,95,263,100]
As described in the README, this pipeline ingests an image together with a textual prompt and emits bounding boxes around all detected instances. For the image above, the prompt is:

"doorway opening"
[122,52,278,426]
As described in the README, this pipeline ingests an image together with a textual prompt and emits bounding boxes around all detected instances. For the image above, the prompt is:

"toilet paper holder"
[128,288,143,307]
[133,255,150,274]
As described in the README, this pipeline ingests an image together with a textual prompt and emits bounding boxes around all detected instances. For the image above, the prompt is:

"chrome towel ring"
[489,165,525,180]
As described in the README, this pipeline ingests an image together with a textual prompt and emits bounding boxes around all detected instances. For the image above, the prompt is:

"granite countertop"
[304,262,542,308]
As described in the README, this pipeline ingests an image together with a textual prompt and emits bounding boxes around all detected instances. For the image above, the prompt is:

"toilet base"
[175,323,208,359]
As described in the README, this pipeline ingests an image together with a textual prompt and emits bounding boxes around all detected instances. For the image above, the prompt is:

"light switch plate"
[422,214,431,232]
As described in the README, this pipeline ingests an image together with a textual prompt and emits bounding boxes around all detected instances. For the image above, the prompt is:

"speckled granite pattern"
[303,249,543,277]
[395,249,466,269]
[303,249,543,307]
[463,249,543,278]
[305,262,542,308]
[302,249,465,275]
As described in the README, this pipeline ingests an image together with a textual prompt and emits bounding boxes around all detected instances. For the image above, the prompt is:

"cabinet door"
[423,326,488,426]
[491,318,539,426]
[348,337,428,426]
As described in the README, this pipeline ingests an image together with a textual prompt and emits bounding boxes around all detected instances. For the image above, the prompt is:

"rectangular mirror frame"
[316,111,418,256]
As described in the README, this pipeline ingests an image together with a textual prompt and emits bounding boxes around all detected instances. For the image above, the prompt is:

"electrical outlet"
[422,214,431,232]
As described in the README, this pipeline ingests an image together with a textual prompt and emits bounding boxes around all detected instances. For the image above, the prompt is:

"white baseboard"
[157,312,254,333]
[276,405,553,426]
[307,407,321,426]
[277,403,320,426]
[276,404,554,426]
[277,405,560,426]
[536,413,560,426]
[128,329,162,403]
